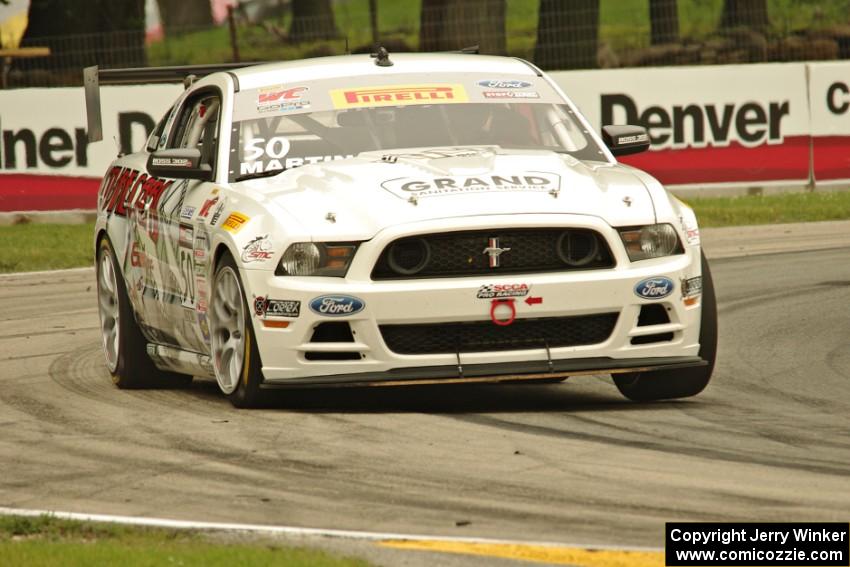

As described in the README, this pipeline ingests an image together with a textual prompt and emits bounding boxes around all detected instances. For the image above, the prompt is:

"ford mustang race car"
[88,50,716,407]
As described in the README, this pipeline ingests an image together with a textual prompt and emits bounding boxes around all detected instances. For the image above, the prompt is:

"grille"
[631,332,673,345]
[372,228,615,279]
[633,305,672,344]
[380,313,619,355]
[309,322,354,342]
[304,322,361,361]
[637,304,670,326]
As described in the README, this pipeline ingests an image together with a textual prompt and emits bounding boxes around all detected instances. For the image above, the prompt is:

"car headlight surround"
[276,242,359,276]
[618,223,683,261]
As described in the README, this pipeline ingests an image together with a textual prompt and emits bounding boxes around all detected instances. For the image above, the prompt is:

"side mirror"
[147,148,212,181]
[601,125,650,156]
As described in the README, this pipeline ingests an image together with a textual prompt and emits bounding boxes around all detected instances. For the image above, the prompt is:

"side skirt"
[146,343,215,378]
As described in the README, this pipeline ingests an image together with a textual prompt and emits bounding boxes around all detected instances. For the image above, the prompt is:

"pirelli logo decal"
[222,212,249,233]
[330,84,468,108]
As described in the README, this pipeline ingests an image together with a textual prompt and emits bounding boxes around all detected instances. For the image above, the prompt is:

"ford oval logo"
[477,79,533,89]
[309,295,365,317]
[634,277,674,300]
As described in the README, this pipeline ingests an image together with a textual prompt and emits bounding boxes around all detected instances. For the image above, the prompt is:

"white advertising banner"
[0,84,180,210]
[807,61,850,184]
[0,62,846,212]
[551,63,811,187]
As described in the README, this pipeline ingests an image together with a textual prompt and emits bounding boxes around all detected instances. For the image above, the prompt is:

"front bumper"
[242,214,704,385]
[258,355,707,389]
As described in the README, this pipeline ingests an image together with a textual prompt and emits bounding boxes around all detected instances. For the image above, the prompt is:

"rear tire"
[614,251,718,401]
[209,253,265,408]
[96,236,190,388]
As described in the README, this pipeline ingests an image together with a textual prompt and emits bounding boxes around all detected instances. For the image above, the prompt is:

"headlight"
[276,242,358,276]
[618,224,682,261]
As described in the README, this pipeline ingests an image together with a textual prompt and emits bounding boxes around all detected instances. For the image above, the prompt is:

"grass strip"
[0,191,848,274]
[683,191,850,228]
[0,222,95,273]
[0,514,372,567]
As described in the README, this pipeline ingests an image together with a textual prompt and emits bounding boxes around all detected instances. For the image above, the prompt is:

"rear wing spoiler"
[83,62,261,143]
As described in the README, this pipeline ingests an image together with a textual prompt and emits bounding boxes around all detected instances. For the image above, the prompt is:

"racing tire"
[96,236,190,389]
[210,253,265,408]
[613,251,718,402]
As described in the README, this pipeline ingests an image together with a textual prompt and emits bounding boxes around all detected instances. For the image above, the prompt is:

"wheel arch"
[94,227,108,252]
[212,241,236,271]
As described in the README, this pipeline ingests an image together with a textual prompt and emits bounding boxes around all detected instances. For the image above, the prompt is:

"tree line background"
[7,0,850,87]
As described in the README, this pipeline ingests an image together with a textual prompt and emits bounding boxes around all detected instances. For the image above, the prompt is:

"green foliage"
[146,0,850,67]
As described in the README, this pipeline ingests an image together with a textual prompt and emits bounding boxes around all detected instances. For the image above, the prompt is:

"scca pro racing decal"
[634,276,675,300]
[381,172,559,200]
[309,295,365,316]
[477,283,530,299]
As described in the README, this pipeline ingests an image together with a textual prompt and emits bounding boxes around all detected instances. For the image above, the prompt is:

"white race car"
[89,50,716,407]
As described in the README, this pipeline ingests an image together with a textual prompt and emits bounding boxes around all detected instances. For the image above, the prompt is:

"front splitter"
[260,355,706,389]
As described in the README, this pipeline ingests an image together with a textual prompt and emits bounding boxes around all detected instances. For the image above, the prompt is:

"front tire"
[614,251,718,401]
[210,253,265,408]
[96,236,189,388]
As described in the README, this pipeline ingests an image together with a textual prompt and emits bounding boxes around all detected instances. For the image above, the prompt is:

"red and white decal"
[477,283,529,299]
[241,234,274,263]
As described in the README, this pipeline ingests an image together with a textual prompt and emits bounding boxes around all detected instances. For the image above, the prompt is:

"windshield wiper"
[234,169,284,183]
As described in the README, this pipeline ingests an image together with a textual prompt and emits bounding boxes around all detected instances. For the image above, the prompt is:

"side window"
[169,93,221,169]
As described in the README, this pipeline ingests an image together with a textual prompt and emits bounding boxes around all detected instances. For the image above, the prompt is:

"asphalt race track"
[1,247,849,560]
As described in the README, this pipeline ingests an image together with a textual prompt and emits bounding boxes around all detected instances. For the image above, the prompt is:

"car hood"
[246,146,657,241]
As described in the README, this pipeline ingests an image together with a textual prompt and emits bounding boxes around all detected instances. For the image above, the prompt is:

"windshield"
[228,76,605,181]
